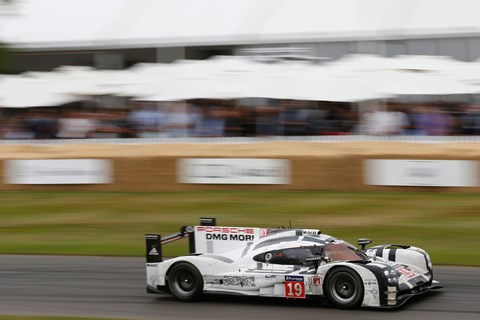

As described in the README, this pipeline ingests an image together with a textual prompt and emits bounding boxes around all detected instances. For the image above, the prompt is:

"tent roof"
[2,55,480,107]
[1,0,480,51]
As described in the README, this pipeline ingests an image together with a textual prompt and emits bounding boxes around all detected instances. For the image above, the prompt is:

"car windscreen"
[324,242,365,262]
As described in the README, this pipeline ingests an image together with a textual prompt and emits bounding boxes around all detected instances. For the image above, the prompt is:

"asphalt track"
[0,255,479,320]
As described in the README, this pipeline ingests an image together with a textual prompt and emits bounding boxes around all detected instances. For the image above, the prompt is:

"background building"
[1,0,480,72]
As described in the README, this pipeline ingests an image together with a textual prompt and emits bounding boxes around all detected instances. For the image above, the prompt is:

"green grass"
[0,191,479,266]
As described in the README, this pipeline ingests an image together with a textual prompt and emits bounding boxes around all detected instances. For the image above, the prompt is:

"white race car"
[145,218,441,309]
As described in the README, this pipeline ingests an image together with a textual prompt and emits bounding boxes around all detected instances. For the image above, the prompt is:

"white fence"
[2,135,480,145]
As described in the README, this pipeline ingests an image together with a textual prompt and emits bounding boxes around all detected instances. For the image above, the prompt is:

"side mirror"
[357,238,372,251]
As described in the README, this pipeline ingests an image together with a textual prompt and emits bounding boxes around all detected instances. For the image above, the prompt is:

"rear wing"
[145,217,269,263]
[145,225,195,263]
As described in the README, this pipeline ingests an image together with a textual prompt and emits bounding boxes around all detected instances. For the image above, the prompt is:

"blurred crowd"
[1,99,480,140]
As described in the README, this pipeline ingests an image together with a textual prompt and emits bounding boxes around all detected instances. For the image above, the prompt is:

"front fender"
[366,245,432,273]
[317,262,384,308]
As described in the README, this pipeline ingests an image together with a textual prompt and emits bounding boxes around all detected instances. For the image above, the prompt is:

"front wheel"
[324,267,364,309]
[167,262,203,301]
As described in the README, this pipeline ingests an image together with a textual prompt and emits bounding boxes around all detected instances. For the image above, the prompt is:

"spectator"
[92,110,131,138]
[4,99,480,140]
[164,102,200,137]
[459,104,480,135]
[304,108,327,135]
[1,115,35,139]
[193,106,225,137]
[128,102,163,137]
[279,100,309,136]
[388,105,410,135]
[416,105,453,136]
[255,106,281,136]
[223,108,243,137]
[57,110,96,139]
[24,109,58,139]
[360,105,409,135]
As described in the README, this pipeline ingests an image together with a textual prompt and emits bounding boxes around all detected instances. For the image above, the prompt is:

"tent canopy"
[1,54,480,107]
[1,0,480,50]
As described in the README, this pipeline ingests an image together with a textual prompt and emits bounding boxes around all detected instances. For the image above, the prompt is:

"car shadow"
[154,290,443,311]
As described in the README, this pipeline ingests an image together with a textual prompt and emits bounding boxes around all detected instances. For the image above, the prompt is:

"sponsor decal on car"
[284,275,305,299]
[223,276,255,287]
[260,228,269,238]
[302,229,321,236]
[196,226,255,234]
[309,276,322,286]
[205,278,222,286]
[366,286,379,301]
[364,278,378,286]
[396,266,416,279]
[198,226,256,241]
[285,275,304,282]
[205,233,255,241]
[305,256,322,261]
[148,247,159,256]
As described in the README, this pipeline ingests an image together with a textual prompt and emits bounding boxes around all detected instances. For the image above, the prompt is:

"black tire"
[324,267,364,309]
[167,262,203,302]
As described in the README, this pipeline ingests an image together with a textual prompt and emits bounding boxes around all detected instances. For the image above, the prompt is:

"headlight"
[384,268,398,284]
[384,269,397,276]
[387,277,398,284]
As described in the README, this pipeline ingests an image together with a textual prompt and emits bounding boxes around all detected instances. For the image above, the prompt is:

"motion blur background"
[1,1,480,319]
[0,0,479,266]
[0,0,480,265]
[2,0,480,139]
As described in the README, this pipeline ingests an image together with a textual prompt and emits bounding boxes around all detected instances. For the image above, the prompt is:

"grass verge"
[0,191,479,266]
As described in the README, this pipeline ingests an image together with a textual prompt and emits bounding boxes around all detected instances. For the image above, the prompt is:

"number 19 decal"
[284,276,305,299]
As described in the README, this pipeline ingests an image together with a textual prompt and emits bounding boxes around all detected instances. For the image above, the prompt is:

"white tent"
[134,57,392,102]
[2,54,480,107]
[132,55,479,102]
[387,55,468,72]
[364,69,480,96]
[2,0,480,50]
[0,74,80,108]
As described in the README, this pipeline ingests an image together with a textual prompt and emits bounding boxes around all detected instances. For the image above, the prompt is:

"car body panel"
[145,224,441,308]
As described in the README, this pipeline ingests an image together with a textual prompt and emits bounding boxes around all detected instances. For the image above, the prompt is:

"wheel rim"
[172,268,196,295]
[330,273,357,304]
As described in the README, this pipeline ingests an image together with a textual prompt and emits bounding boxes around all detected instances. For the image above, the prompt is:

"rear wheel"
[167,262,203,301]
[324,267,364,309]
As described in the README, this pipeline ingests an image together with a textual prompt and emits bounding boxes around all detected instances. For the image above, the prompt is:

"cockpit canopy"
[253,242,366,266]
